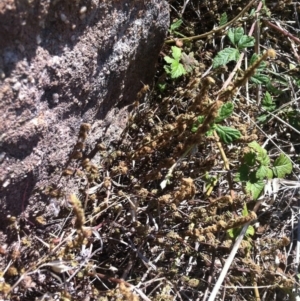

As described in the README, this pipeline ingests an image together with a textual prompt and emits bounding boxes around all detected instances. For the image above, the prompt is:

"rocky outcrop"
[0,0,169,222]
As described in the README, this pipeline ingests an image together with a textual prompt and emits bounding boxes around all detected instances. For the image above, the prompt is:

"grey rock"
[0,0,169,224]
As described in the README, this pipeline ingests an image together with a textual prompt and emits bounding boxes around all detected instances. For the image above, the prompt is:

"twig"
[181,0,190,16]
[213,130,235,200]
[165,0,257,44]
[208,200,263,301]
[263,19,300,45]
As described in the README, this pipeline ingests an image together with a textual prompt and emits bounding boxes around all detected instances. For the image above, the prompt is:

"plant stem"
[165,0,257,44]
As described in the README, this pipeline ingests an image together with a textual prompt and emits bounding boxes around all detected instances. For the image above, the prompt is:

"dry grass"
[1,0,300,300]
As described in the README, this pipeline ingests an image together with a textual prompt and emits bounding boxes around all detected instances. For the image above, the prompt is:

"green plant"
[227,203,255,239]
[257,91,276,122]
[169,19,185,38]
[249,53,270,85]
[235,141,293,200]
[192,102,241,144]
[213,27,255,68]
[164,46,187,78]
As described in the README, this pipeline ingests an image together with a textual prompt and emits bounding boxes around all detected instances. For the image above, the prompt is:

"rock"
[0,0,169,224]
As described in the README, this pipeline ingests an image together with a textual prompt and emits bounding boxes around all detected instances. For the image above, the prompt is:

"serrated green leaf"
[171,46,182,60]
[237,35,255,50]
[170,61,186,78]
[219,13,227,26]
[215,102,234,123]
[273,154,293,178]
[242,203,249,216]
[262,92,276,111]
[170,19,183,32]
[236,164,250,182]
[248,141,263,153]
[244,152,256,166]
[251,74,270,85]
[164,56,174,64]
[248,141,269,164]
[257,151,270,166]
[262,91,272,103]
[216,125,241,144]
[213,48,240,69]
[256,165,272,179]
[246,180,265,200]
[228,27,244,46]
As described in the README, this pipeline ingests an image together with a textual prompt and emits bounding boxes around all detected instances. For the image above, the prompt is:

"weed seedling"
[164,46,187,79]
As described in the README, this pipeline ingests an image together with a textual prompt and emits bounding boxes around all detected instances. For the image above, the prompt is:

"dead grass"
[1,0,300,300]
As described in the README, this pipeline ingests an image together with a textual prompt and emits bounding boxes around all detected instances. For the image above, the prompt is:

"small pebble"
[79,6,87,14]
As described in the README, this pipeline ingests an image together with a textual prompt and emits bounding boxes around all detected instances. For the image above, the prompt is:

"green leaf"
[158,83,166,92]
[164,65,171,74]
[236,164,250,181]
[262,92,276,111]
[246,180,265,200]
[191,125,198,133]
[227,227,240,239]
[206,128,214,136]
[266,83,282,95]
[215,102,234,123]
[246,225,255,236]
[244,152,256,166]
[164,56,174,64]
[266,168,273,179]
[249,8,256,16]
[171,46,182,60]
[237,35,255,50]
[256,165,272,179]
[170,19,183,32]
[248,142,270,165]
[215,125,241,144]
[197,116,205,123]
[170,61,186,78]
[248,141,263,153]
[251,74,270,85]
[219,13,227,26]
[257,151,270,166]
[273,154,293,178]
[242,203,249,216]
[228,27,244,46]
[192,116,205,132]
[213,48,240,69]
